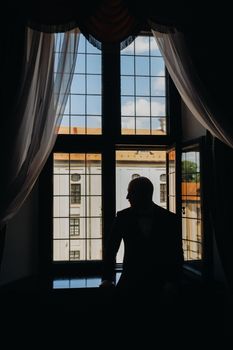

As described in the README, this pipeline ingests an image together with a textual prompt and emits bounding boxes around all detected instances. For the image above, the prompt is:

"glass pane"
[121,76,134,95]
[86,196,102,217]
[121,96,135,116]
[86,218,102,238]
[121,56,134,75]
[150,57,165,76]
[87,55,101,74]
[53,218,69,239]
[86,41,100,54]
[87,75,101,94]
[71,74,85,94]
[54,196,69,217]
[70,116,86,134]
[116,150,167,211]
[78,35,85,53]
[135,56,149,75]
[135,118,150,134]
[86,116,102,134]
[86,175,101,195]
[182,147,202,261]
[135,36,149,55]
[152,118,166,135]
[53,240,69,261]
[151,97,166,116]
[151,77,165,96]
[150,37,161,55]
[75,54,85,73]
[87,239,102,260]
[87,95,101,115]
[135,97,150,116]
[70,240,83,260]
[136,77,150,96]
[54,153,69,173]
[121,41,134,55]
[86,153,102,172]
[71,95,85,114]
[53,175,69,195]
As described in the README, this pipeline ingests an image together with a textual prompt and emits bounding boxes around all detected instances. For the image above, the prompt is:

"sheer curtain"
[151,29,233,149]
[0,28,79,228]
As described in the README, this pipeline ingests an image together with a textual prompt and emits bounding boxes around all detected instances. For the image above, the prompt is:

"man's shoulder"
[116,207,132,218]
[152,203,178,220]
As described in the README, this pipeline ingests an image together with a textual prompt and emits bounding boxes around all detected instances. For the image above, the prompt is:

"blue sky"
[56,34,166,132]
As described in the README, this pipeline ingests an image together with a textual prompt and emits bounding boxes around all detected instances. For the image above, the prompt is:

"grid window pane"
[121,35,167,135]
[53,153,102,261]
[56,33,102,135]
[182,148,202,261]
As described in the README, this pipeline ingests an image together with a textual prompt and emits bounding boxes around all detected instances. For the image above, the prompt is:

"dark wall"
[0,184,39,286]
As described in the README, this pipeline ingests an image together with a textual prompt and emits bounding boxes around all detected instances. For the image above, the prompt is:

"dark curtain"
[212,139,233,295]
[0,14,26,267]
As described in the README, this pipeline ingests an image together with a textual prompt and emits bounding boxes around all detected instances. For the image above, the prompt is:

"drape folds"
[151,29,233,148]
[0,28,79,227]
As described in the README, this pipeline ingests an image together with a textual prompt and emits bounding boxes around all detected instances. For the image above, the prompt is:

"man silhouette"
[100,176,184,303]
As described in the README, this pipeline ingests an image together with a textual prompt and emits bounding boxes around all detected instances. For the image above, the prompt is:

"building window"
[131,173,140,180]
[160,173,166,182]
[160,183,166,203]
[70,183,81,204]
[50,31,178,269]
[70,217,80,236]
[71,173,81,182]
[70,250,80,260]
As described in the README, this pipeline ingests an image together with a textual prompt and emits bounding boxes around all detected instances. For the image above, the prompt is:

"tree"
[181,160,200,182]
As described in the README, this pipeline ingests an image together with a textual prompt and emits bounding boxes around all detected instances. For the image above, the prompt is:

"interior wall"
[0,183,39,286]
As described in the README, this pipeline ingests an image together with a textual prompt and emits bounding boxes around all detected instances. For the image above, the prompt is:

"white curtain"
[152,29,233,149]
[0,28,79,227]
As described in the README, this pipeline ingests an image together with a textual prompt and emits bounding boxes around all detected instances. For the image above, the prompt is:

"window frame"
[181,136,212,279]
[39,31,182,278]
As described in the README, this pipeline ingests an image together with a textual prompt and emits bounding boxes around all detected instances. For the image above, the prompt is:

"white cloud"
[122,99,135,116]
[152,76,165,93]
[151,100,165,116]
[122,37,160,54]
[150,39,159,52]
[122,98,165,118]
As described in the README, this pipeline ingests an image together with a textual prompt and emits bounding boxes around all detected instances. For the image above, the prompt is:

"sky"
[56,34,167,133]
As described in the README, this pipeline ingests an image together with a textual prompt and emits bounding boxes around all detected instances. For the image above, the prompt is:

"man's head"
[126,176,154,208]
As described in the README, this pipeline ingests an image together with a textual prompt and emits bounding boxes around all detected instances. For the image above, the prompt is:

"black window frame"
[39,30,182,278]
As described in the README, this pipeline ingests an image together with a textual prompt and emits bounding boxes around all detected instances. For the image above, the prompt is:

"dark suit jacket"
[103,202,184,292]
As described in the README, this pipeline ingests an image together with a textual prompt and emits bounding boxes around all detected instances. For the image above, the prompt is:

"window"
[70,217,80,236]
[182,145,202,262]
[160,173,166,182]
[70,183,81,204]
[53,152,102,261]
[121,36,166,135]
[160,183,166,203]
[71,173,81,182]
[48,32,180,273]
[69,250,80,260]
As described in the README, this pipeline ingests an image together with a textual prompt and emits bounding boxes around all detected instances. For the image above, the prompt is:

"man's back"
[103,202,183,291]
